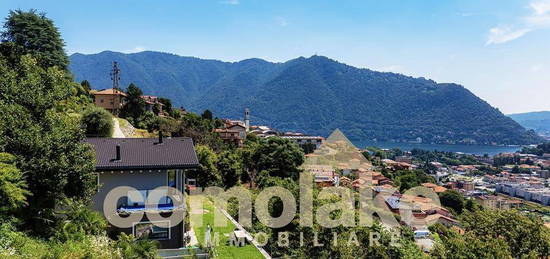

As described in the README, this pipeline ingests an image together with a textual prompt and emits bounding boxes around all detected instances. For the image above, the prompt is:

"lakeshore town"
[89,80,550,255]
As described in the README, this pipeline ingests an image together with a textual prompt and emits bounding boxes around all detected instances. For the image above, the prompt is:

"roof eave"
[95,164,200,171]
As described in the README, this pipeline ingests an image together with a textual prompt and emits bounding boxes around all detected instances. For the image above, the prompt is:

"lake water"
[351,140,521,156]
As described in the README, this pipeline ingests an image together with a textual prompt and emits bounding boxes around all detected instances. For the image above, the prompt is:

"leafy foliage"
[120,83,146,122]
[0,153,29,214]
[0,55,96,235]
[241,136,304,183]
[438,190,465,214]
[81,105,114,137]
[115,233,159,259]
[54,199,108,242]
[389,169,435,192]
[0,9,161,257]
[0,220,159,259]
[1,9,68,70]
[460,209,550,257]
[175,112,225,151]
[432,209,550,258]
[194,145,222,187]
[216,151,242,189]
[410,149,480,166]
[201,109,213,120]
[521,142,550,156]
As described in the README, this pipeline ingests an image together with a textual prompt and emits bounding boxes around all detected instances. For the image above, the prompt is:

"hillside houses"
[90,88,127,114]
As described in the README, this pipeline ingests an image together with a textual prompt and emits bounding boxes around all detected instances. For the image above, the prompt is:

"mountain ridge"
[508,111,550,139]
[69,51,543,145]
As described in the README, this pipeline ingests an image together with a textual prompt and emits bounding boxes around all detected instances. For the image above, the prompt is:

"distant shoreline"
[352,140,522,156]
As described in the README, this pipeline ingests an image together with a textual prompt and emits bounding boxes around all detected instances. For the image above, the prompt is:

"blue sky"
[1,0,549,114]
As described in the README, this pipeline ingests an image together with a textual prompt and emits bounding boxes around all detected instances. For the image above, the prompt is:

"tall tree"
[81,106,113,137]
[120,83,146,122]
[80,80,91,92]
[158,97,173,116]
[0,55,96,235]
[194,145,222,187]
[201,109,213,120]
[216,151,242,189]
[1,9,68,70]
[241,136,304,186]
[439,190,465,214]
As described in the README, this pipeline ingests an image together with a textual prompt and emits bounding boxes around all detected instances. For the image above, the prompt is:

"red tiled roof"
[92,88,127,96]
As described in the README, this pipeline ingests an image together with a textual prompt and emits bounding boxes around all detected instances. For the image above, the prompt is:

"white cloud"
[486,0,550,45]
[530,0,550,15]
[486,26,532,45]
[123,46,146,53]
[219,0,239,5]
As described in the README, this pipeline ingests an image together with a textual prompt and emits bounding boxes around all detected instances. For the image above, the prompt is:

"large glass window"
[126,189,171,207]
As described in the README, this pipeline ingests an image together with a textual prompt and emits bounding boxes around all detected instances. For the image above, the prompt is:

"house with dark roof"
[85,136,199,249]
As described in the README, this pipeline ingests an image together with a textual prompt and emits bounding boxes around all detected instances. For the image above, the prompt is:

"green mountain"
[69,51,542,145]
[508,111,550,138]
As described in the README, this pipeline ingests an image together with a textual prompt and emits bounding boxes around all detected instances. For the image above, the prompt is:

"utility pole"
[110,61,121,115]
[110,61,120,91]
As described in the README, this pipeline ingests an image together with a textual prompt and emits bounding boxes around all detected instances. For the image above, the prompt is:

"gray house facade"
[85,137,199,249]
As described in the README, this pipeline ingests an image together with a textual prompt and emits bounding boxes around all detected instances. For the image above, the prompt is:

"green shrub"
[54,199,108,242]
[81,106,114,137]
[115,233,159,259]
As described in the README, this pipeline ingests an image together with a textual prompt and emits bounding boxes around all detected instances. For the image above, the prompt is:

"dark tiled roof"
[84,137,199,170]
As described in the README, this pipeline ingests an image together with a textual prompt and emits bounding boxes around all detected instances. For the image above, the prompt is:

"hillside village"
[83,60,550,255]
[2,9,550,259]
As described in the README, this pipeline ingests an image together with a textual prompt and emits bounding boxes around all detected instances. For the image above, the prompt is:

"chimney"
[159,131,164,144]
[115,145,121,161]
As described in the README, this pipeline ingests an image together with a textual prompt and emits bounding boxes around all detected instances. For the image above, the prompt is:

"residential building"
[382,159,413,170]
[85,136,199,249]
[91,88,127,114]
[475,195,512,210]
[395,156,413,164]
[540,170,550,179]
[458,181,475,192]
[214,124,247,147]
[421,183,447,193]
[303,165,335,187]
[141,95,164,115]
[496,183,550,205]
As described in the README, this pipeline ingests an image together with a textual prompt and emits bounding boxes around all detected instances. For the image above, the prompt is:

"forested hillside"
[69,51,542,145]
[509,111,550,138]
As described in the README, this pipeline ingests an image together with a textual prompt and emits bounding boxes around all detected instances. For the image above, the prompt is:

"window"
[127,189,172,207]
[100,99,104,103]
[133,221,170,240]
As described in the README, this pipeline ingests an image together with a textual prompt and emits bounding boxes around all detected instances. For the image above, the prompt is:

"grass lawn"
[189,196,264,259]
